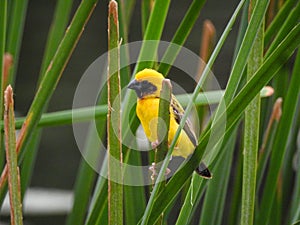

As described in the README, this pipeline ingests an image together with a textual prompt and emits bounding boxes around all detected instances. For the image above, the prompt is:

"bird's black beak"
[127,79,143,98]
[127,79,139,90]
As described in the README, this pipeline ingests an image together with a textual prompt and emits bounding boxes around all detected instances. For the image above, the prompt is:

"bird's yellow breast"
[136,98,195,158]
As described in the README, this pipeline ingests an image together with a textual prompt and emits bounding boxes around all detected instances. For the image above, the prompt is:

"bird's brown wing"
[171,95,212,179]
[171,94,198,147]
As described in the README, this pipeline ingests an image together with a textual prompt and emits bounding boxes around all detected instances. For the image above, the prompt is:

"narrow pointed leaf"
[4,86,23,225]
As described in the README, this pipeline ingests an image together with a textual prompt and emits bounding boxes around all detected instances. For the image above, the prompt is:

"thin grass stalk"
[257,49,300,225]
[232,0,249,64]
[190,0,269,172]
[136,8,176,221]
[291,131,300,223]
[39,0,73,79]
[266,0,276,26]
[5,0,28,85]
[272,65,289,100]
[175,174,206,225]
[142,65,216,222]
[20,0,74,199]
[123,0,136,29]
[289,115,300,223]
[199,130,236,225]
[257,98,282,190]
[228,0,249,120]
[67,77,108,225]
[0,88,272,130]
[80,41,109,225]
[0,0,6,86]
[228,142,243,225]
[67,79,108,225]
[116,0,128,43]
[68,131,101,224]
[136,0,170,71]
[80,2,133,218]
[195,20,216,134]
[265,1,300,59]
[151,79,172,224]
[141,1,247,223]
[124,151,146,225]
[107,1,123,225]
[0,54,12,171]
[157,0,206,76]
[141,0,152,36]
[241,0,264,224]
[19,131,40,198]
[264,0,297,46]
[272,179,282,225]
[163,195,185,224]
[86,135,143,224]
[281,111,299,221]
[21,0,84,221]
[116,0,131,87]
[4,104,107,129]
[176,120,240,225]
[262,65,289,143]
[0,0,7,168]
[224,0,269,103]
[155,79,172,170]
[181,150,235,223]
[4,85,23,225]
[196,19,216,82]
[67,95,106,224]
[85,160,109,225]
[146,24,300,224]
[2,53,12,97]
[185,120,242,225]
[293,220,300,225]
[0,0,98,205]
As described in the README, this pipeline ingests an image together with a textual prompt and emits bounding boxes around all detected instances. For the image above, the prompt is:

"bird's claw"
[149,162,171,181]
[151,140,160,149]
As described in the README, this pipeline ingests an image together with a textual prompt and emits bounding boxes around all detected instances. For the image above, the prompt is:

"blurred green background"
[16,0,238,190]
[7,0,240,224]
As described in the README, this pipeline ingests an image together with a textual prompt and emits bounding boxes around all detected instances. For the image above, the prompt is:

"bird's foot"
[151,140,160,149]
[149,162,171,181]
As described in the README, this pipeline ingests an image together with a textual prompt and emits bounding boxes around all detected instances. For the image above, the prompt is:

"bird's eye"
[134,80,157,98]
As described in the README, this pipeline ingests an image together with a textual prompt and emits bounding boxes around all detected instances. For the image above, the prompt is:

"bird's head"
[127,69,164,99]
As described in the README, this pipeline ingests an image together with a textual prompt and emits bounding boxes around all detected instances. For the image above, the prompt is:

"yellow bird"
[127,68,211,178]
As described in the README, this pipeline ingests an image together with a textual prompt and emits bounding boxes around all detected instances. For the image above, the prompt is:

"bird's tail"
[195,162,212,179]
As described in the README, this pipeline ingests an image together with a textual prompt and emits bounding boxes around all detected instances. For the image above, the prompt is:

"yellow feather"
[134,69,196,158]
